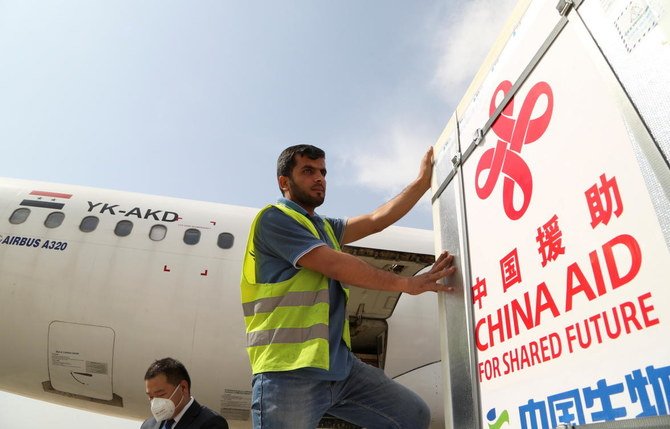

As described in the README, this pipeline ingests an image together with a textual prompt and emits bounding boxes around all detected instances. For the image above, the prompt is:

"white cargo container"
[431,0,670,428]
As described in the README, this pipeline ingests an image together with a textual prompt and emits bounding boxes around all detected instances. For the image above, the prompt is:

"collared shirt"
[170,396,194,427]
[254,198,353,380]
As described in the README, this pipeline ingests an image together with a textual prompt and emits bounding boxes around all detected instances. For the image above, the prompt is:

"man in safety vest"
[240,144,455,429]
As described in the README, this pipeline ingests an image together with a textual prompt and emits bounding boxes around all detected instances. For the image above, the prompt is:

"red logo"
[475,80,554,220]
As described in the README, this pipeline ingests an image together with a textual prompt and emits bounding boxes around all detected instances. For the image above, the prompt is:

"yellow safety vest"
[240,203,351,374]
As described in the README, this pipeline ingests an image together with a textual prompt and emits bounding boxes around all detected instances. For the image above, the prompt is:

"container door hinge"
[473,128,484,146]
[451,153,462,168]
[556,0,575,16]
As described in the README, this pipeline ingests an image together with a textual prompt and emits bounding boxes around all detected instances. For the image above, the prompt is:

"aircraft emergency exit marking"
[87,201,179,222]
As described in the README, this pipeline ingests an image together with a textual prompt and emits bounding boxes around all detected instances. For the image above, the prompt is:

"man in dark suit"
[141,357,228,429]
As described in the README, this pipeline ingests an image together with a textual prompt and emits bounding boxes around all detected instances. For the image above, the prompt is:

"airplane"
[0,176,445,428]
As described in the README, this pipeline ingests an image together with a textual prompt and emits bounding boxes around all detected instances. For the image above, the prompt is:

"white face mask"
[150,384,183,422]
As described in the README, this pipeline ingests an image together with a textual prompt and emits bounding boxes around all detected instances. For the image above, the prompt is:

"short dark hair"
[144,357,191,389]
[276,145,325,178]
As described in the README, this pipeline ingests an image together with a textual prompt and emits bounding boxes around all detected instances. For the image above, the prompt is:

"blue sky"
[0,0,515,427]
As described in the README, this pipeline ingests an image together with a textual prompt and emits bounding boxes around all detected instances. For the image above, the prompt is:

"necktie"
[164,419,175,429]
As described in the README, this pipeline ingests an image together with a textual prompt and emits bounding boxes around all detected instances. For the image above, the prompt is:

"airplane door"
[47,321,115,401]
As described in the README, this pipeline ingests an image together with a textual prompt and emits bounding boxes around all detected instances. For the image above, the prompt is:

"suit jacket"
[140,399,229,429]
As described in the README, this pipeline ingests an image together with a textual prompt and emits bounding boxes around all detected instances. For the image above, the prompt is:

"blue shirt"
[254,198,354,380]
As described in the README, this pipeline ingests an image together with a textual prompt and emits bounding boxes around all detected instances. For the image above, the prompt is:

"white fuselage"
[0,177,442,428]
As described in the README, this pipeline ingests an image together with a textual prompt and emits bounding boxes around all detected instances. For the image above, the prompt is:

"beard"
[287,178,325,209]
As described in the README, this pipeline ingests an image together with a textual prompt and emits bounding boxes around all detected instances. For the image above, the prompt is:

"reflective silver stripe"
[247,324,329,347]
[242,289,329,317]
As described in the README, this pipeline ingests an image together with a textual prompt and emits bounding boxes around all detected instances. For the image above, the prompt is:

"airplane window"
[9,208,30,224]
[45,212,65,228]
[150,225,167,241]
[183,228,200,245]
[80,216,99,232]
[114,220,133,237]
[217,232,234,249]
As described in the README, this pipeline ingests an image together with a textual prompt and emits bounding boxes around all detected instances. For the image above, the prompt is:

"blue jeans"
[251,358,430,429]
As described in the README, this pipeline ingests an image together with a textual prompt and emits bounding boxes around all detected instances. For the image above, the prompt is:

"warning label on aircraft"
[85,361,109,375]
[51,351,83,369]
[50,351,107,374]
[221,389,251,421]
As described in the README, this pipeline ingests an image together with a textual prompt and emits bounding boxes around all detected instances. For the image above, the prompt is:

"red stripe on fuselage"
[30,190,72,199]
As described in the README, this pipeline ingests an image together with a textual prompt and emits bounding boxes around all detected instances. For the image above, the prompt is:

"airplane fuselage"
[0,177,442,428]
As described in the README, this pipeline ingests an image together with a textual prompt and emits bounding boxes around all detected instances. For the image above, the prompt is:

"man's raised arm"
[342,147,434,244]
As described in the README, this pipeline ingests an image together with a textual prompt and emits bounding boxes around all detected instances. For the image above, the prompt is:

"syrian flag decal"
[20,190,73,210]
